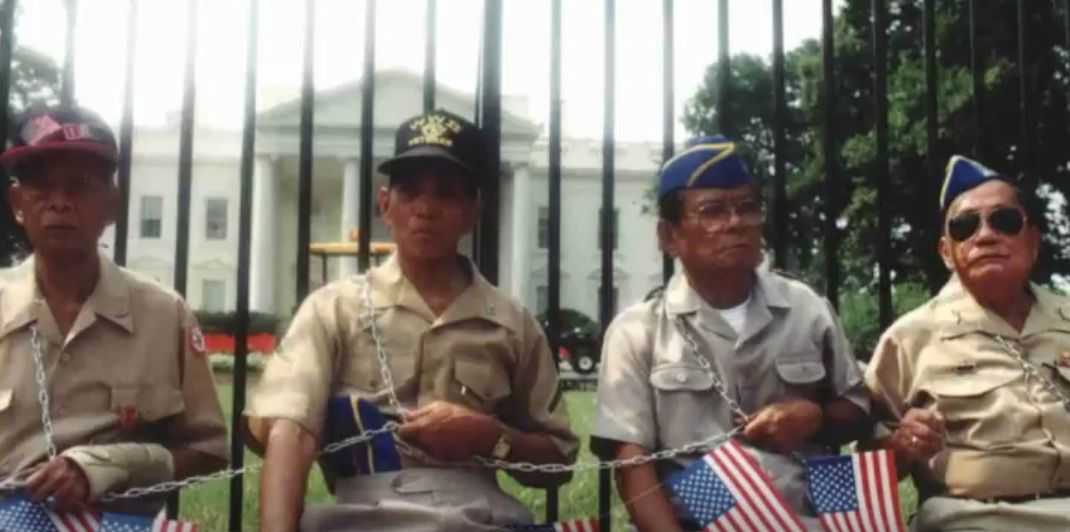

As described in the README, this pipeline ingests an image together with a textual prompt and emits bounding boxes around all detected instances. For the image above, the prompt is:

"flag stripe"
[718,442,804,532]
[856,453,878,532]
[708,451,771,532]
[885,452,907,532]
[877,451,899,531]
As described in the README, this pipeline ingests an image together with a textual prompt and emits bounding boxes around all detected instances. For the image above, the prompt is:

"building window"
[537,206,549,249]
[140,196,162,239]
[205,198,228,240]
[536,285,549,314]
[598,208,619,250]
[202,279,225,312]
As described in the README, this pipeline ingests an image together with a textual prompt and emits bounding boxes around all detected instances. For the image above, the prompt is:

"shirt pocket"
[451,358,510,414]
[649,363,720,447]
[774,356,826,400]
[110,385,186,429]
[920,367,1020,447]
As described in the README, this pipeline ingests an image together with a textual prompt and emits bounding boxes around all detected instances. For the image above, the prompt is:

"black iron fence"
[1,0,1068,530]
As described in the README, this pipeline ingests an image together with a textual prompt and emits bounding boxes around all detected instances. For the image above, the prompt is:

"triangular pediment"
[256,69,538,138]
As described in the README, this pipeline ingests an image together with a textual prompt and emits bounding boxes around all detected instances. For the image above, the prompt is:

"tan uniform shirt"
[866,278,1070,500]
[591,270,868,519]
[0,256,229,511]
[246,255,577,477]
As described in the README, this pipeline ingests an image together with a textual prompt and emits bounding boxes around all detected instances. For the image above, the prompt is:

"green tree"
[1,0,64,264]
[683,0,1070,355]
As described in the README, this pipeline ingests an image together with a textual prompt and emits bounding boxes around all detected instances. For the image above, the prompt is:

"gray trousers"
[299,468,533,532]
[914,496,1070,532]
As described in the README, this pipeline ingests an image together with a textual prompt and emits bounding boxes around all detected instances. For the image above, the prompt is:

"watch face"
[492,434,511,459]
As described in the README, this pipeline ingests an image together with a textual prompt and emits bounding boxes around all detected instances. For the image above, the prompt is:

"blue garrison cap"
[657,135,754,199]
[940,155,1010,212]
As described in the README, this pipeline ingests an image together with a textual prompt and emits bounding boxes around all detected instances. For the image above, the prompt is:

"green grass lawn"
[180,380,917,531]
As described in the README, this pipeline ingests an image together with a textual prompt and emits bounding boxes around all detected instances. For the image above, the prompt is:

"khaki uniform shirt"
[591,270,868,519]
[866,278,1070,500]
[246,255,577,478]
[0,256,229,512]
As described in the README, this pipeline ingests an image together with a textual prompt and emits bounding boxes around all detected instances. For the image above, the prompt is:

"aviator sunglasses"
[946,207,1025,242]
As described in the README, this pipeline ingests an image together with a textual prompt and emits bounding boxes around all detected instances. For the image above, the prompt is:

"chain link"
[672,312,749,423]
[993,335,1070,411]
[11,275,749,501]
[363,278,407,417]
[30,326,59,460]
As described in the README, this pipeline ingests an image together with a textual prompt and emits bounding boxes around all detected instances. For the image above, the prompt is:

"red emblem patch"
[188,326,207,356]
[117,405,139,432]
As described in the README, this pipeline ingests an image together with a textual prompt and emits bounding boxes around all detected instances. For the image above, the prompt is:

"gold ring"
[911,435,919,446]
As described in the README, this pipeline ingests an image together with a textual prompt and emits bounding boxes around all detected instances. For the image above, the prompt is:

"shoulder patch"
[188,326,207,356]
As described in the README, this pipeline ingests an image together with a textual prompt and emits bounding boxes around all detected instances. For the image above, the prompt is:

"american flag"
[806,450,905,532]
[0,495,99,532]
[99,511,198,532]
[510,517,599,531]
[668,439,806,532]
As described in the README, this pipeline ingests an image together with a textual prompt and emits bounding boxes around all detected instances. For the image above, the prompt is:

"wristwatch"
[490,430,512,460]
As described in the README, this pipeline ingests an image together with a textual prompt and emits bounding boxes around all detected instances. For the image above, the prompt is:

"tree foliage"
[684,0,1070,293]
[0,0,63,264]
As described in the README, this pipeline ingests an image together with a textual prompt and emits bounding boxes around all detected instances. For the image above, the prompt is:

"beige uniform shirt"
[591,270,868,519]
[866,278,1070,500]
[246,255,577,478]
[0,256,229,511]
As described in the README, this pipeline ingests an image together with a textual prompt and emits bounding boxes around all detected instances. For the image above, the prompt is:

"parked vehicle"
[538,308,601,375]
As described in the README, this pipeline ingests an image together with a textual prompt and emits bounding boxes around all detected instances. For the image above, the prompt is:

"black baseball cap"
[0,106,118,174]
[378,109,483,184]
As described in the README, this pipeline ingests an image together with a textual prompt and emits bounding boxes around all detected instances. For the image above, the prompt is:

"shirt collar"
[934,276,1069,339]
[0,254,134,341]
[367,253,519,332]
[664,268,788,316]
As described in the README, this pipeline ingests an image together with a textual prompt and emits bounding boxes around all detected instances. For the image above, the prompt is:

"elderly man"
[591,136,870,531]
[865,155,1070,531]
[246,109,577,532]
[0,107,229,516]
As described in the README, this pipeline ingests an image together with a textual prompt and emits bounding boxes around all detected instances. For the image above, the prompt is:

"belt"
[974,488,1070,504]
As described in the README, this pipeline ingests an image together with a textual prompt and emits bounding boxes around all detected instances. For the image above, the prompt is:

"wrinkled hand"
[398,401,502,462]
[737,398,823,454]
[26,457,91,513]
[891,408,945,464]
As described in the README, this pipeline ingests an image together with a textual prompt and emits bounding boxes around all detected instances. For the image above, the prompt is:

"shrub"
[194,311,280,336]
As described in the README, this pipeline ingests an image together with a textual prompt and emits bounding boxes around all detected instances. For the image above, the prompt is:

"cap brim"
[0,142,118,173]
[377,145,476,177]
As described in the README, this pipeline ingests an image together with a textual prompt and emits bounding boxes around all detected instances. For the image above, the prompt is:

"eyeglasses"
[684,199,762,229]
[946,207,1025,242]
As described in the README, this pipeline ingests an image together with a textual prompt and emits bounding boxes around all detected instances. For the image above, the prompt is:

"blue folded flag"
[322,396,401,477]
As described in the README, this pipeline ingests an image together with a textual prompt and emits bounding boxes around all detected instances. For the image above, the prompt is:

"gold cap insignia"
[408,114,462,148]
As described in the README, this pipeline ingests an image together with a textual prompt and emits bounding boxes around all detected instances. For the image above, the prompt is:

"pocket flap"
[775,359,826,384]
[923,366,1019,397]
[454,359,509,403]
[649,364,713,391]
[0,388,11,412]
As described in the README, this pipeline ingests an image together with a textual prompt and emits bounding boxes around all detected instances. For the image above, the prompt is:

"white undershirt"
[717,295,751,336]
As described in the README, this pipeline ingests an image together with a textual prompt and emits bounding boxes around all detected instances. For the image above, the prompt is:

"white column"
[339,158,361,278]
[509,163,532,304]
[250,155,278,313]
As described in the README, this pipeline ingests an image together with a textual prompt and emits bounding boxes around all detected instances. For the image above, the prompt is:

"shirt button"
[59,353,71,364]
[676,372,688,383]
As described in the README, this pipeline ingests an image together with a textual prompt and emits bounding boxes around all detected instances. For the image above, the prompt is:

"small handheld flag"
[806,450,906,532]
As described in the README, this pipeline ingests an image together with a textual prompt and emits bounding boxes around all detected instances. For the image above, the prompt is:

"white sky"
[17,0,837,141]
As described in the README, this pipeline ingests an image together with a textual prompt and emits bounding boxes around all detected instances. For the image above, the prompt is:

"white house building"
[104,70,666,323]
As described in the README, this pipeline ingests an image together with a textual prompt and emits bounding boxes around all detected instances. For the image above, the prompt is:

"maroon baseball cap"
[0,107,118,173]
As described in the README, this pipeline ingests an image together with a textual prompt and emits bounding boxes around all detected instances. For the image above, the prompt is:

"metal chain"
[362,277,407,416]
[993,335,1070,411]
[30,326,59,460]
[671,309,749,423]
